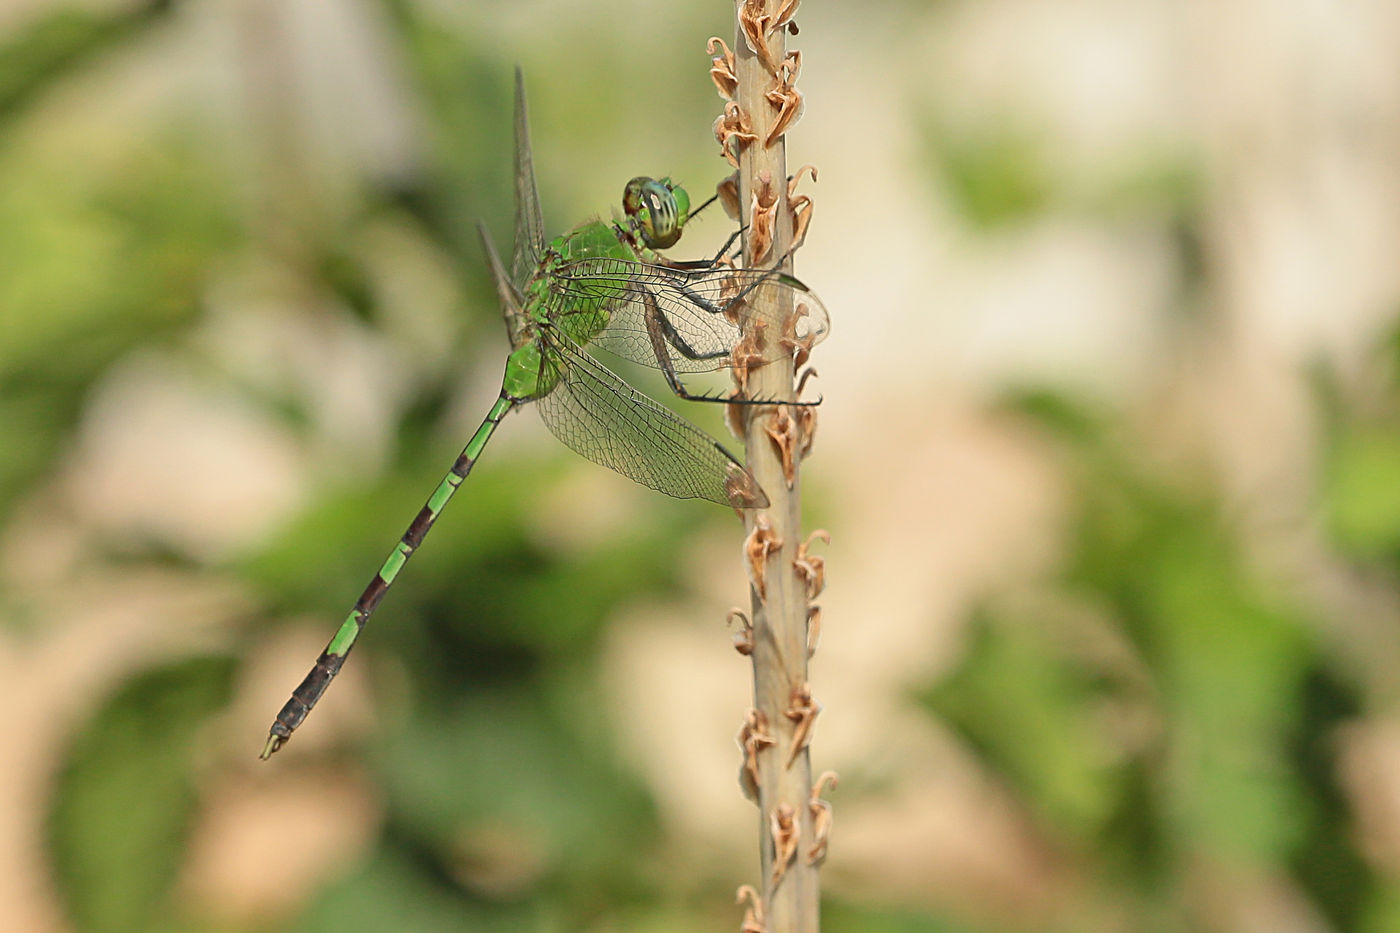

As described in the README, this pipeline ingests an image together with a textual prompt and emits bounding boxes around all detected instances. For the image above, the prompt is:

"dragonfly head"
[623,176,691,250]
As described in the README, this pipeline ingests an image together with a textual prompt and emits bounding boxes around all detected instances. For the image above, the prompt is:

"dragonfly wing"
[511,66,545,290]
[533,326,767,509]
[478,221,529,345]
[549,258,830,375]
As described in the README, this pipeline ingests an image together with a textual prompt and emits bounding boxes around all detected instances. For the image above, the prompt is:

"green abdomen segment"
[261,392,516,758]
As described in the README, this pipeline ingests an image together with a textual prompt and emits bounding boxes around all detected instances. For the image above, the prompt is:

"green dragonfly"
[261,69,829,758]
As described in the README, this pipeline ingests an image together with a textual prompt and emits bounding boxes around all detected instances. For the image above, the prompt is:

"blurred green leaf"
[1325,428,1400,557]
[0,3,175,126]
[297,845,539,933]
[930,390,1328,923]
[381,683,658,882]
[925,117,1051,229]
[922,610,1127,837]
[824,898,991,933]
[0,133,238,522]
[47,655,235,933]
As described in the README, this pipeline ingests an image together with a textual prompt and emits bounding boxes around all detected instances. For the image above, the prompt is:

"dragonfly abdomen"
[260,393,517,758]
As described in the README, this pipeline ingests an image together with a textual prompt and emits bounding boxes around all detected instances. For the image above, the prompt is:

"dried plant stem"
[729,2,821,930]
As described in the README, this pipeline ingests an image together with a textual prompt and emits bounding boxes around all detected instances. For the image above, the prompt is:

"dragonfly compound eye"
[628,178,681,249]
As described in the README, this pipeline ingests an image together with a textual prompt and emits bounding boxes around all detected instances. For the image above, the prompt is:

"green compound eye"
[623,176,689,249]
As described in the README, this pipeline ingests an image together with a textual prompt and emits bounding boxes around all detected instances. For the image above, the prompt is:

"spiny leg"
[668,226,746,271]
[687,189,720,221]
[640,286,727,402]
[261,393,517,759]
[638,283,821,408]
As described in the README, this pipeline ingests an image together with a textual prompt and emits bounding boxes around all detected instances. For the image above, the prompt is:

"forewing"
[548,258,830,374]
[511,66,545,290]
[477,221,528,346]
[533,327,767,508]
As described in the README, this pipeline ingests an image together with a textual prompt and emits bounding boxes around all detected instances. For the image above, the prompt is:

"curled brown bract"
[794,528,829,600]
[714,101,757,169]
[708,36,738,100]
[748,170,779,264]
[764,51,804,145]
[737,709,776,802]
[795,400,818,461]
[769,803,798,888]
[787,164,817,252]
[805,604,821,658]
[784,682,821,769]
[780,301,818,370]
[739,0,802,75]
[744,515,783,601]
[765,405,799,487]
[717,172,742,222]
[736,884,766,933]
[728,607,755,656]
[807,771,839,865]
[730,320,769,397]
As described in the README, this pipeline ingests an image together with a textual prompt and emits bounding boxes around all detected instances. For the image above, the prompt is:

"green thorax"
[528,220,642,342]
[501,176,693,403]
[503,220,638,401]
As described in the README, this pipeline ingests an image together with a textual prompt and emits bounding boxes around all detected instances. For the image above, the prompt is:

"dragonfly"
[261,68,829,758]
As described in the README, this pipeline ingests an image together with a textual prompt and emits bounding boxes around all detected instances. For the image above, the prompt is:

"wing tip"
[723,459,769,510]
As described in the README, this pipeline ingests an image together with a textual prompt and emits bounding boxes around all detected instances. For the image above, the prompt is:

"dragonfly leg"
[687,189,720,221]
[711,226,744,264]
[666,226,747,272]
[641,289,820,407]
[642,288,709,401]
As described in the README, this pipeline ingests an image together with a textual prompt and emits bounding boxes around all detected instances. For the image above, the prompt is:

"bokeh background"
[5,1,1400,931]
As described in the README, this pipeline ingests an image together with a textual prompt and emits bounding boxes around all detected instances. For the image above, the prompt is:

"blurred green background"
[5,1,1400,931]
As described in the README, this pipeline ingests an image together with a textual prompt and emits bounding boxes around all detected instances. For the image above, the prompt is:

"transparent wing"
[546,258,830,375]
[510,66,545,291]
[477,220,529,346]
[533,326,767,508]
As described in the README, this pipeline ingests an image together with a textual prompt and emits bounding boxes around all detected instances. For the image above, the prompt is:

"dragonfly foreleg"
[641,287,722,401]
[668,226,746,271]
[641,287,819,407]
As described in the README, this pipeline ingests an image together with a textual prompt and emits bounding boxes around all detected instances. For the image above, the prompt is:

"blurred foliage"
[921,383,1400,931]
[48,656,237,933]
[0,1,174,126]
[1320,327,1400,563]
[924,117,1053,229]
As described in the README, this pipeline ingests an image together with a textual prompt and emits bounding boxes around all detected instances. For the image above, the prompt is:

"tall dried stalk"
[712,3,826,930]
